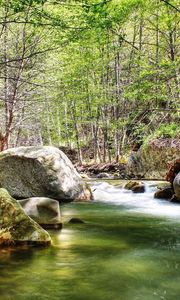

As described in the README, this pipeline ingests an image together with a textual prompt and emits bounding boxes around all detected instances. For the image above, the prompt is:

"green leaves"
[0,0,179,156]
[9,0,47,13]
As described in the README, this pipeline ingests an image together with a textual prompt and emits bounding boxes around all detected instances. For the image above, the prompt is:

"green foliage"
[0,0,179,161]
[153,123,180,139]
[144,124,180,147]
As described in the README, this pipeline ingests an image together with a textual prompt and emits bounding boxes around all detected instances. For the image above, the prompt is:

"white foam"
[92,181,180,218]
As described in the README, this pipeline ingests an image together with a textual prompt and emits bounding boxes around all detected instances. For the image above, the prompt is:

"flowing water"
[1,181,180,300]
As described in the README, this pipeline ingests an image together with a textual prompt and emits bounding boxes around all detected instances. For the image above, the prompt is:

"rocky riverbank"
[0,146,93,247]
[0,140,180,247]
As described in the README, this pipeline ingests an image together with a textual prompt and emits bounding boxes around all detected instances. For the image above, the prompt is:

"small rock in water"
[124,180,140,190]
[124,180,145,193]
[154,187,174,200]
[18,197,62,229]
[68,218,85,224]
[132,184,145,193]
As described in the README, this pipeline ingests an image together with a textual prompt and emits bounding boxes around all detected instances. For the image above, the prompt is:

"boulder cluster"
[0,146,93,246]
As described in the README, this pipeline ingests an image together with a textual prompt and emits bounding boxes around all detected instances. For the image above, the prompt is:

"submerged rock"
[18,197,62,229]
[0,146,92,202]
[0,188,51,246]
[68,218,85,224]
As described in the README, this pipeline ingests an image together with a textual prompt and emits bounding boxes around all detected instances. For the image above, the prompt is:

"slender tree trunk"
[56,106,61,144]
[46,100,52,145]
[64,101,71,148]
[114,50,121,163]
[155,0,160,106]
[72,99,83,165]
[167,10,180,101]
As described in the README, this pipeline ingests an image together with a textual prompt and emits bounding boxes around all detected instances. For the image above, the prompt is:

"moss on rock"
[0,188,51,246]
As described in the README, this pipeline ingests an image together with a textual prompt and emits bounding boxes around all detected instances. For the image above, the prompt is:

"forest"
[0,2,180,300]
[0,0,179,163]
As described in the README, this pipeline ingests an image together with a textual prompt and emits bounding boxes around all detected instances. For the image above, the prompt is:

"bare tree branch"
[160,0,180,13]
[0,47,59,65]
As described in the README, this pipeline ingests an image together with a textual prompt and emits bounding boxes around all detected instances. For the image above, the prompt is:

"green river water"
[1,181,180,300]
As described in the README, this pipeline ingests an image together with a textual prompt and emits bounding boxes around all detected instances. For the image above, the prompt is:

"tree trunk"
[72,99,83,165]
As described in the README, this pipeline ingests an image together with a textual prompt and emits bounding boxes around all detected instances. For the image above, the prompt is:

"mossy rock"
[124,181,142,190]
[156,182,171,189]
[0,188,51,246]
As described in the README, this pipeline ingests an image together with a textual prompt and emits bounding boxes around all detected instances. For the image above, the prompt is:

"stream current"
[1,181,180,300]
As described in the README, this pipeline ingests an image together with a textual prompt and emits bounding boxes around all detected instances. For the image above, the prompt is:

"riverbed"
[1,181,180,300]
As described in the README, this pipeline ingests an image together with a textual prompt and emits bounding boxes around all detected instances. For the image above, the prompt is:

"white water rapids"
[91,181,180,218]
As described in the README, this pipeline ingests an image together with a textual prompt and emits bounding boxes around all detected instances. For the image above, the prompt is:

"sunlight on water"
[1,180,180,300]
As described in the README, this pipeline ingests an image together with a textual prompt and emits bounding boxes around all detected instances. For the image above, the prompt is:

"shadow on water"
[1,182,180,300]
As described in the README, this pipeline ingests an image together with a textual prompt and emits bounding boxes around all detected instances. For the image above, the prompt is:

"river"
[1,181,180,300]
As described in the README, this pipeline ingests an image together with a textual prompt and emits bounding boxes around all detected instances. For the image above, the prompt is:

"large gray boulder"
[18,197,62,229]
[173,172,180,200]
[0,146,91,202]
[0,188,51,246]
